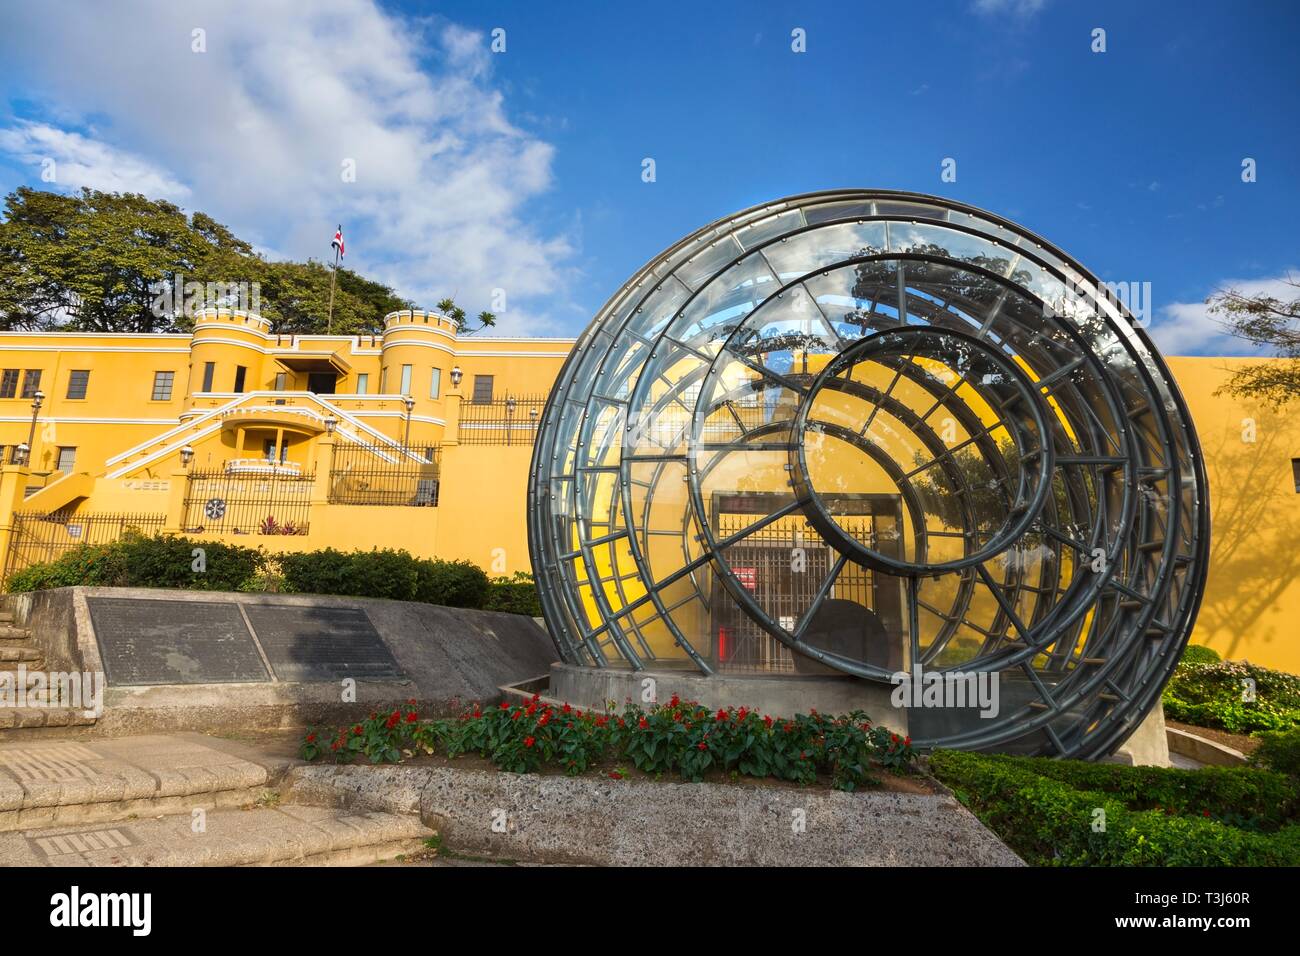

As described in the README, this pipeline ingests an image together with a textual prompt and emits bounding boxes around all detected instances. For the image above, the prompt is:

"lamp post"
[14,443,29,467]
[180,445,194,470]
[450,366,462,389]
[25,389,44,466]
[506,395,516,447]
[403,397,415,452]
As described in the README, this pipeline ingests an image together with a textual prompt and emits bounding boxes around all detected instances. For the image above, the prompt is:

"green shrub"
[277,547,420,601]
[929,750,1300,866]
[8,538,531,615]
[413,558,489,608]
[6,534,261,593]
[483,572,542,616]
[1179,644,1222,666]
[1251,728,1300,777]
[1162,659,1300,733]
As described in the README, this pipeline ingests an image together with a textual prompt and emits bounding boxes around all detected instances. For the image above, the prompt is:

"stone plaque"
[242,604,404,682]
[87,598,270,686]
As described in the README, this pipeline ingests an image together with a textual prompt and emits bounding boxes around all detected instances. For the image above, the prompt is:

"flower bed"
[300,695,917,792]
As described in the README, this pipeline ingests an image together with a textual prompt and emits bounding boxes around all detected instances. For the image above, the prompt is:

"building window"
[380,367,388,393]
[201,362,216,392]
[1293,459,1300,494]
[274,372,287,391]
[20,369,41,399]
[472,375,494,404]
[151,371,175,401]
[263,438,287,462]
[400,364,412,395]
[66,370,90,400]
[0,369,18,399]
[56,446,77,472]
[233,366,247,393]
[356,373,369,395]
[429,367,441,399]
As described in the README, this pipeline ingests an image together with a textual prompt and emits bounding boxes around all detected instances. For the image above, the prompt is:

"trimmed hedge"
[6,535,537,616]
[930,750,1300,866]
[276,547,490,608]
[1250,727,1300,777]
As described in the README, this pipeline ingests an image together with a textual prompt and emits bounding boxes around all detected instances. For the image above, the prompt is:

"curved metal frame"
[528,189,1210,759]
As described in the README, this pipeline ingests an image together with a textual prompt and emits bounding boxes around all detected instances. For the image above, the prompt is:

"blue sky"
[0,0,1296,352]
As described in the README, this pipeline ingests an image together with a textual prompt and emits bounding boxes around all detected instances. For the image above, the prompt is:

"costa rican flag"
[331,225,345,258]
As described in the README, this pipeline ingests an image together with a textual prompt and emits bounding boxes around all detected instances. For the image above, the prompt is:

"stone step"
[0,708,97,732]
[0,733,295,833]
[0,664,48,679]
[0,646,42,663]
[0,805,431,866]
[0,611,16,624]
[0,625,31,641]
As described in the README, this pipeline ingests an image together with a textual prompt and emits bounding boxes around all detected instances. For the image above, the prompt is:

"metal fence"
[2,511,166,585]
[182,469,314,535]
[458,393,546,445]
[327,442,440,507]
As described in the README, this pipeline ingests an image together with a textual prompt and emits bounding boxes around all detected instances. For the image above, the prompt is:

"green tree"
[0,186,412,335]
[1210,277,1300,406]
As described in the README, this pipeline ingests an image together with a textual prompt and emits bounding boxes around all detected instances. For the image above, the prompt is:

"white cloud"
[972,0,1048,17]
[0,122,190,200]
[0,0,576,334]
[1150,273,1297,356]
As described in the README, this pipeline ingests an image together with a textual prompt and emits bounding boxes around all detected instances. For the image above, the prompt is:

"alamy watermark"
[0,666,104,718]
[890,663,1000,718]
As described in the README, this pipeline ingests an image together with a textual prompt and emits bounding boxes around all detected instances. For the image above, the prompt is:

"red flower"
[407,698,417,706]
[331,740,340,751]
[903,736,911,746]
[306,733,316,743]
[511,710,522,721]
[891,733,899,744]
[715,709,727,722]
[562,703,572,714]
[670,694,681,708]
[499,701,510,710]
[353,724,363,736]
[406,712,418,723]
[763,715,773,728]
[697,741,707,751]
[608,771,623,780]
[524,736,536,748]
[638,718,649,730]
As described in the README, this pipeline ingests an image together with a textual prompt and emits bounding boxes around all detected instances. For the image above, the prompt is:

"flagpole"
[326,224,341,334]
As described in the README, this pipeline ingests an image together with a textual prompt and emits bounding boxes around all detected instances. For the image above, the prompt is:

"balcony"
[224,458,304,477]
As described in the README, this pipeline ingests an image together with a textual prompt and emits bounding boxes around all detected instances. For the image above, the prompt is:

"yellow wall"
[0,314,1294,674]
[1165,357,1300,672]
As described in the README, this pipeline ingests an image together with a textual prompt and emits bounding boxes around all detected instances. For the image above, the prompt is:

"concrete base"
[3,587,557,737]
[1166,726,1247,767]
[546,662,906,736]
[288,763,1023,867]
[1110,701,1172,767]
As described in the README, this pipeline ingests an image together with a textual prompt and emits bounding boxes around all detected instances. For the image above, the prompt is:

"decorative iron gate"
[182,469,314,535]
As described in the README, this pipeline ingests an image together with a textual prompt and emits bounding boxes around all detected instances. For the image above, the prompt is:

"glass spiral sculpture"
[528,190,1209,758]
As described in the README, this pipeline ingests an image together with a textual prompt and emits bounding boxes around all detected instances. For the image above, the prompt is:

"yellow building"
[0,310,1294,673]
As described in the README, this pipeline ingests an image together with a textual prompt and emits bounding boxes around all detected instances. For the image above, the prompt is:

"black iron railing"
[327,442,440,507]
[457,393,545,445]
[183,468,314,535]
[2,510,166,584]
